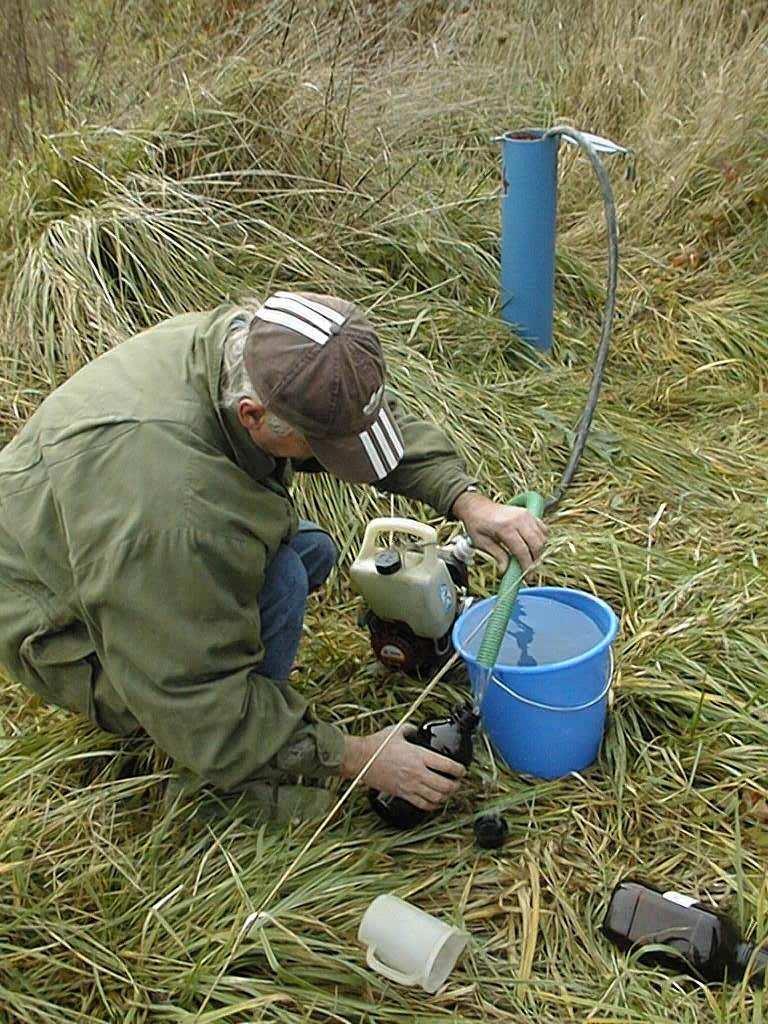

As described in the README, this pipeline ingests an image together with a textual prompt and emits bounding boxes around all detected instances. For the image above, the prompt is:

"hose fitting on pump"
[451,535,474,566]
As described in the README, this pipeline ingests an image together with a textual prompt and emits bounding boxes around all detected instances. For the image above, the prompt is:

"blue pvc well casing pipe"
[500,130,560,351]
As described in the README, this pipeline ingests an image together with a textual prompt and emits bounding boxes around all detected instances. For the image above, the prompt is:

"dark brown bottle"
[603,879,768,985]
[369,703,478,829]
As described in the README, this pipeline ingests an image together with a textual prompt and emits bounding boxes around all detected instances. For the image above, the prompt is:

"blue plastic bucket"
[452,587,619,779]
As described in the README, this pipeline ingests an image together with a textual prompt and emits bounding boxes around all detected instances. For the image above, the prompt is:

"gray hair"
[220,314,298,438]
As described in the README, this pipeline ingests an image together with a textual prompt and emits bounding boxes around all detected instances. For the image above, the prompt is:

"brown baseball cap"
[244,291,405,483]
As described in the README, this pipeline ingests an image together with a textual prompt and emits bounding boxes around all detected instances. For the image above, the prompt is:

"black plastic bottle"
[602,879,768,985]
[369,704,479,829]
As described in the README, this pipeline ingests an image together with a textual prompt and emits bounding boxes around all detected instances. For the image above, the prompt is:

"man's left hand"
[451,491,548,573]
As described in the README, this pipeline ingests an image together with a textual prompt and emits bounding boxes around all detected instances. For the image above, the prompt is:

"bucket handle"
[487,649,615,713]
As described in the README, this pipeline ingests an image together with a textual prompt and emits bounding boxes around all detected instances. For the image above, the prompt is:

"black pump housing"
[369,703,479,830]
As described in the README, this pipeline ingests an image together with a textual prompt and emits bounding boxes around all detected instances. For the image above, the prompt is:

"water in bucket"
[452,587,619,779]
[461,596,604,668]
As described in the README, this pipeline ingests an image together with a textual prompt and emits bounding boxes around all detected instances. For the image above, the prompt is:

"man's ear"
[236,398,267,432]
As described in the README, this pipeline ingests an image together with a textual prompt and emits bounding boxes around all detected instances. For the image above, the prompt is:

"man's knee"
[292,525,338,593]
[260,545,309,622]
[258,546,309,680]
[309,532,338,592]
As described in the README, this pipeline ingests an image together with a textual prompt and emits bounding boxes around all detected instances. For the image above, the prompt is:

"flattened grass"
[0,1,767,1021]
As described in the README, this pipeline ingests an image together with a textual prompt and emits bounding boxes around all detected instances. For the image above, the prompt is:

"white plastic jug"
[358,894,469,993]
[350,518,456,639]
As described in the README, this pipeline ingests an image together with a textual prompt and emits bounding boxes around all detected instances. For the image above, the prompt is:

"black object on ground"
[474,813,508,849]
[370,704,479,830]
[602,879,768,986]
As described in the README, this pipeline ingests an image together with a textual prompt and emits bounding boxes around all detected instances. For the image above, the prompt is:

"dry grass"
[0,1,767,1021]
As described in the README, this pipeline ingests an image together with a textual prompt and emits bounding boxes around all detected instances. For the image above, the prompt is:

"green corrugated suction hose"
[476,491,545,669]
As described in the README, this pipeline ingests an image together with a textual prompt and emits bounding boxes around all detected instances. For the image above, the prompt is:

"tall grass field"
[0,2,766,1021]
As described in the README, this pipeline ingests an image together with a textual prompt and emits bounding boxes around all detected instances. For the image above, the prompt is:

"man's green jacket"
[0,306,475,792]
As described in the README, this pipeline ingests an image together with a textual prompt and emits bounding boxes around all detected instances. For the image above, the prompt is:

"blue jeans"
[257,519,338,680]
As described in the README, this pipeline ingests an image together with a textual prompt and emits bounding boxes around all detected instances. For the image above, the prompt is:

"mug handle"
[366,947,421,986]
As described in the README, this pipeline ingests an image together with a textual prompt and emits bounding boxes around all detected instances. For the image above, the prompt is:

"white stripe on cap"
[274,291,346,327]
[264,295,336,334]
[360,431,387,479]
[254,307,330,346]
[378,407,404,459]
[359,407,403,480]
[371,418,399,472]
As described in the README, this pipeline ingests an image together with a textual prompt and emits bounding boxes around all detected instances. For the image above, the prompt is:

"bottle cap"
[474,813,508,849]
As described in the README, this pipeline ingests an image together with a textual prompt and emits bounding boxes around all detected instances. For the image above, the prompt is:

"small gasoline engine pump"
[350,518,474,678]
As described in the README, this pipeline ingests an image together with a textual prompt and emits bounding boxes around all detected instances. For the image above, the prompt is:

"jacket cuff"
[274,719,346,778]
[311,720,347,776]
[442,476,480,520]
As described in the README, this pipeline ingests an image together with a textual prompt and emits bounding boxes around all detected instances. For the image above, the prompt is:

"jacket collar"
[219,402,277,481]
[202,305,277,482]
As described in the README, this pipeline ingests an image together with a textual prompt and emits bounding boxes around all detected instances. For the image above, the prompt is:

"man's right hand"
[341,725,465,812]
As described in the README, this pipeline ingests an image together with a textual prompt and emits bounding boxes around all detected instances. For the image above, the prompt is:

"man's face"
[236,399,314,460]
[258,426,314,460]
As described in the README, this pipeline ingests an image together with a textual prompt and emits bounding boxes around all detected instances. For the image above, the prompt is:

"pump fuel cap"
[375,548,402,575]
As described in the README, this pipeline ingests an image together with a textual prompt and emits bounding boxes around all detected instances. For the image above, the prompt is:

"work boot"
[165,767,334,825]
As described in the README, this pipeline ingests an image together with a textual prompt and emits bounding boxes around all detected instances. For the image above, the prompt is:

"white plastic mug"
[358,894,469,993]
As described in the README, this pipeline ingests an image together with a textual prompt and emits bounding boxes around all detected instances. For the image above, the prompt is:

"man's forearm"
[374,391,476,517]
